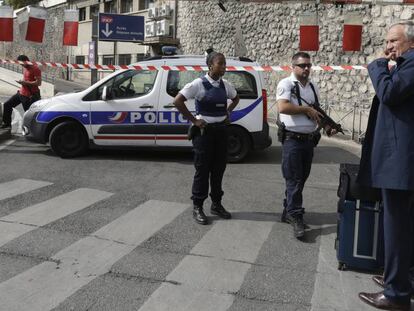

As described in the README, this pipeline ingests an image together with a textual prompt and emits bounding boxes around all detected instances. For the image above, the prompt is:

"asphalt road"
[0,129,401,311]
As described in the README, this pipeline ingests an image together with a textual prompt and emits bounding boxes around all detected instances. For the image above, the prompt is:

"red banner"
[343,24,362,51]
[0,6,13,42]
[0,17,13,41]
[300,25,319,51]
[63,21,79,46]
[63,10,79,46]
[26,17,46,43]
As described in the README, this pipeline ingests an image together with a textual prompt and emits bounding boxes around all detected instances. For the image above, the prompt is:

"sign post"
[91,14,98,85]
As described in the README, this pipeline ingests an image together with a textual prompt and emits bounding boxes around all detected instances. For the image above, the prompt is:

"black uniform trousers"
[2,92,40,126]
[282,137,314,218]
[382,188,414,304]
[191,124,228,207]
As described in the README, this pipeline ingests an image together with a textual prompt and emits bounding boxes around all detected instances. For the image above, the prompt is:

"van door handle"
[139,104,153,108]
[163,104,176,108]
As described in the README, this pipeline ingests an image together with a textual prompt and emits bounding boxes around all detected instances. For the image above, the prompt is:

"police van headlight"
[29,99,49,112]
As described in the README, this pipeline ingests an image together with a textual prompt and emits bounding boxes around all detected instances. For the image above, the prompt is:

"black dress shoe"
[373,275,385,289]
[210,202,231,219]
[193,206,208,225]
[373,275,414,298]
[358,291,410,310]
[285,214,305,239]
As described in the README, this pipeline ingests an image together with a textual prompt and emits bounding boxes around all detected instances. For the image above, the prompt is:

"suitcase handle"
[355,201,381,212]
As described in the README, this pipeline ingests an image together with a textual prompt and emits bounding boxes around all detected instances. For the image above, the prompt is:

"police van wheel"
[49,121,88,158]
[227,126,251,163]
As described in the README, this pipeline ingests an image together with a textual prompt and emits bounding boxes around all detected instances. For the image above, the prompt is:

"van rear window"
[167,71,258,99]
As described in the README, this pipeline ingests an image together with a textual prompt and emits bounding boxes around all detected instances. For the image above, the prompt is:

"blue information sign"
[98,13,144,42]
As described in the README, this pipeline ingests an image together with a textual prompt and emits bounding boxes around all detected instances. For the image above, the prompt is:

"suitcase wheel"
[338,262,347,271]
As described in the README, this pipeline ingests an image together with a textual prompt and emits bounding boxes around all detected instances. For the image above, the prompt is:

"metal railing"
[268,99,370,143]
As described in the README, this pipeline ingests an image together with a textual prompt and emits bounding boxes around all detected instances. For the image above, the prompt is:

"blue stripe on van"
[36,111,90,124]
[230,97,262,123]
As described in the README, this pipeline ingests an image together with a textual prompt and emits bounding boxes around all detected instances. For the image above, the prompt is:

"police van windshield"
[83,70,158,101]
[166,71,258,99]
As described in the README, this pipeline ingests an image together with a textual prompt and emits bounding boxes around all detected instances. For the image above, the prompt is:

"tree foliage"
[5,0,38,9]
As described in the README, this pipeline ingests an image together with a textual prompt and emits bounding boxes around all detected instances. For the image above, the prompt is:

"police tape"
[0,59,368,72]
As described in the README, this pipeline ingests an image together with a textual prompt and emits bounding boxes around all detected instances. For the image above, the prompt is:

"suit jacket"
[358,49,414,190]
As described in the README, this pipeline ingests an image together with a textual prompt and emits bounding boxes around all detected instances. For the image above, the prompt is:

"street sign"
[98,13,144,42]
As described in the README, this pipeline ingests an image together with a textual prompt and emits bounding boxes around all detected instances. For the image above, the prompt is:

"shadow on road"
[245,146,360,165]
[3,137,359,165]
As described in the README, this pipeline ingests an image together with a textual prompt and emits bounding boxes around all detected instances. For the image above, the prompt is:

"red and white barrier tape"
[0,59,368,71]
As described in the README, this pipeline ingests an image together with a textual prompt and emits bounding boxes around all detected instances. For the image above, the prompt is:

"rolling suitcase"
[335,199,384,271]
[335,163,384,271]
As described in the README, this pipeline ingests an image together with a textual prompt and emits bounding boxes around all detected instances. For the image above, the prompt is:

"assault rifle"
[310,104,344,136]
[291,82,344,136]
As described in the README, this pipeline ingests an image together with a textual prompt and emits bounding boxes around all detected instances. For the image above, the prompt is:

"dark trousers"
[2,92,40,126]
[382,188,414,304]
[191,124,228,207]
[282,138,314,217]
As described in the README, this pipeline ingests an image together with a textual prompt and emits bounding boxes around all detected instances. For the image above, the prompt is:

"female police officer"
[173,51,240,225]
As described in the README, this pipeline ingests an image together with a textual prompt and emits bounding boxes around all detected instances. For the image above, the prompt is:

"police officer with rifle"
[276,52,340,239]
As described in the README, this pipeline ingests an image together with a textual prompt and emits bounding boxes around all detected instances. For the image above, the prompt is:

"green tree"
[5,0,38,9]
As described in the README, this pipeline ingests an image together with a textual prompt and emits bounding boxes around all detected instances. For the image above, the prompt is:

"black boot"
[0,123,11,129]
[193,206,208,225]
[285,214,305,239]
[211,202,231,219]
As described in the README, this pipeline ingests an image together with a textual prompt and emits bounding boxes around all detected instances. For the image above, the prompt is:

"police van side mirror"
[102,86,108,101]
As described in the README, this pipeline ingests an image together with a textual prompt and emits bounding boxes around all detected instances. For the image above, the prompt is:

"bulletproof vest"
[195,76,227,117]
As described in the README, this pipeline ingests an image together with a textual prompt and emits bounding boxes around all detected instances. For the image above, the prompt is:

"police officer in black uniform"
[173,51,240,225]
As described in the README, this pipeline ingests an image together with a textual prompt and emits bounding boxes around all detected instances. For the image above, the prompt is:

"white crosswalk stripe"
[138,218,275,311]
[0,200,188,311]
[0,178,52,201]
[0,178,285,311]
[0,188,113,248]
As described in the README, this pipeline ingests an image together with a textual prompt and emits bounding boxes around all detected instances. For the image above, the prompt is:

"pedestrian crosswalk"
[0,178,382,311]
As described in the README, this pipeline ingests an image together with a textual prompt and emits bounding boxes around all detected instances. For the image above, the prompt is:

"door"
[83,69,160,146]
[156,69,203,146]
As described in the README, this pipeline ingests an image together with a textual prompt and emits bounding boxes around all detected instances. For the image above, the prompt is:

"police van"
[22,55,272,162]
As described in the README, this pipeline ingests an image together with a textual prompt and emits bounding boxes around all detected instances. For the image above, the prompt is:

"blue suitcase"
[335,199,384,271]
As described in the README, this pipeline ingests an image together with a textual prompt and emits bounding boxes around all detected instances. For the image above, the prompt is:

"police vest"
[195,77,227,117]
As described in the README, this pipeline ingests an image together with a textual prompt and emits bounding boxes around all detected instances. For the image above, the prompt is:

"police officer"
[276,52,334,239]
[173,51,240,225]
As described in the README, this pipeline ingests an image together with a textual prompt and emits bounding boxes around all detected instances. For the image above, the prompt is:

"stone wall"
[176,1,413,111]
[1,4,69,82]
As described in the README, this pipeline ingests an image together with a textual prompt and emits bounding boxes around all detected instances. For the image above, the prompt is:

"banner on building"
[17,6,47,43]
[0,6,13,42]
[63,10,79,46]
[343,14,363,51]
[299,13,319,51]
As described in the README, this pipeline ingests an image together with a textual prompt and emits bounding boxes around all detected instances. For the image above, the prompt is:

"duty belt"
[205,120,228,128]
[285,130,317,141]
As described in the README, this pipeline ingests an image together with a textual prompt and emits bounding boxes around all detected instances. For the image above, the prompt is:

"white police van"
[22,55,272,162]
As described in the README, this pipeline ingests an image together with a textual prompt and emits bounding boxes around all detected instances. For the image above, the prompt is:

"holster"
[312,131,321,147]
[277,121,286,143]
[187,124,201,140]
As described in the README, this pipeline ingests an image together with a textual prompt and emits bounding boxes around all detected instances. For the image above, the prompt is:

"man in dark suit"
[358,21,414,311]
